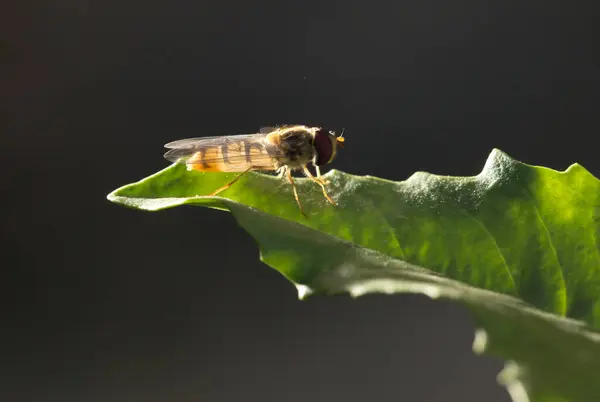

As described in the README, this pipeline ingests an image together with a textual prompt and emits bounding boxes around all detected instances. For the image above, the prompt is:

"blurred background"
[2,1,599,401]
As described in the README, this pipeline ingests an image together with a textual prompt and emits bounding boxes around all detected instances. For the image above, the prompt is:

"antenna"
[336,127,345,147]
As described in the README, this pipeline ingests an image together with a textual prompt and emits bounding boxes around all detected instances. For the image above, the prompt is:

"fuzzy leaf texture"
[107,149,600,402]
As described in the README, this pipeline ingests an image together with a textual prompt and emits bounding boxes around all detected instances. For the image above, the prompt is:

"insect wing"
[164,133,283,172]
[258,127,274,134]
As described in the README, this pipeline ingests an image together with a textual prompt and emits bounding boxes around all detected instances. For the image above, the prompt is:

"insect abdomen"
[187,140,275,172]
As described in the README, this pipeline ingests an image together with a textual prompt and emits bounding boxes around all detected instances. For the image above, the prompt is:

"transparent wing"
[259,125,303,134]
[259,126,278,134]
[163,133,284,172]
[164,133,260,150]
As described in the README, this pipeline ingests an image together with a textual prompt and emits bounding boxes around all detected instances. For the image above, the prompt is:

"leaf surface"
[108,149,600,401]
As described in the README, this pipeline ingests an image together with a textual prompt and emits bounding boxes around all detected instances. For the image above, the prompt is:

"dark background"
[2,1,599,401]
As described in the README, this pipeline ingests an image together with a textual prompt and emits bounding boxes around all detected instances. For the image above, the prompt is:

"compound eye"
[313,128,334,166]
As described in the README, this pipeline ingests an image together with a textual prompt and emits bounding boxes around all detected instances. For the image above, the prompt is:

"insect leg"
[302,165,337,206]
[208,166,255,196]
[314,165,330,185]
[277,166,286,179]
[286,169,306,217]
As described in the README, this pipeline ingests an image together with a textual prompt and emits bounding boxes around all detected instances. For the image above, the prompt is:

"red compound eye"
[313,128,333,166]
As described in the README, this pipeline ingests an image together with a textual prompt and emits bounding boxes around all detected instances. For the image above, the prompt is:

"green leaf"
[107,149,600,402]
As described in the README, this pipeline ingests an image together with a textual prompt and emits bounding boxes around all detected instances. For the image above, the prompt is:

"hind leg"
[206,166,255,196]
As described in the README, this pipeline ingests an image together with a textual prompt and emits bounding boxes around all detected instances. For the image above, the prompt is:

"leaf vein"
[460,209,517,294]
[355,192,405,260]
[524,189,568,316]
[552,176,600,271]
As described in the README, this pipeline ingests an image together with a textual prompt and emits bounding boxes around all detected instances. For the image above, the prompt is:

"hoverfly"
[163,125,345,216]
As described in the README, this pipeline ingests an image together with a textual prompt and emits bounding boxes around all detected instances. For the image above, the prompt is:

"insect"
[163,125,345,216]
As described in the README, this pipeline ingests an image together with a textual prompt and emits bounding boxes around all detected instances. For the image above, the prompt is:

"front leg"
[314,165,330,185]
[302,165,336,206]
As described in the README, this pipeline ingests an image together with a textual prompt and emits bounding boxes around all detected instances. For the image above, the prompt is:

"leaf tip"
[106,181,137,207]
[106,188,122,205]
[296,284,314,300]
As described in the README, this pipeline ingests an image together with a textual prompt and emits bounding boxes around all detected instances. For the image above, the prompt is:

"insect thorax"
[267,128,315,168]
